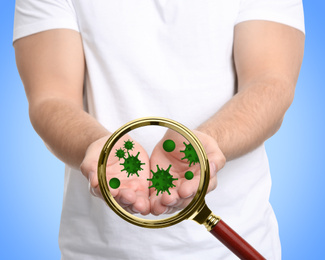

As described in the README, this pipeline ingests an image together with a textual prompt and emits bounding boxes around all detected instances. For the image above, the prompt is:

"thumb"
[80,158,99,187]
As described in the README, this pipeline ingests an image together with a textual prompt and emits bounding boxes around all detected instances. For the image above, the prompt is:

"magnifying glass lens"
[105,125,201,221]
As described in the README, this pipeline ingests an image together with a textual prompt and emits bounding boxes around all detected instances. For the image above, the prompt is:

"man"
[14,0,304,259]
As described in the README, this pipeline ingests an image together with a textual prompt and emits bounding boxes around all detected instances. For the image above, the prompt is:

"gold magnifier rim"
[98,117,210,228]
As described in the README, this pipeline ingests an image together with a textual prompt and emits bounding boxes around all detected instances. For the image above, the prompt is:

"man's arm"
[14,29,151,214]
[14,29,109,170]
[197,21,305,161]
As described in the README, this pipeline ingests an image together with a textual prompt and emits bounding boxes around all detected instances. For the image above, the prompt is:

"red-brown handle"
[210,219,266,260]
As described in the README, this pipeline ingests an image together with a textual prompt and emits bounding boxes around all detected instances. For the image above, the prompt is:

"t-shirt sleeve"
[13,0,79,43]
[235,0,305,34]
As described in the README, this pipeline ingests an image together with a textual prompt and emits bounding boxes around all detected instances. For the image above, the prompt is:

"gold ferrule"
[203,213,221,232]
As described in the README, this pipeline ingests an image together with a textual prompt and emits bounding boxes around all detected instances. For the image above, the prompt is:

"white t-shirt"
[14,1,305,259]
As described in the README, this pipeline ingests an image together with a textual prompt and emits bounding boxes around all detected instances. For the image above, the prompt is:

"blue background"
[1,1,324,259]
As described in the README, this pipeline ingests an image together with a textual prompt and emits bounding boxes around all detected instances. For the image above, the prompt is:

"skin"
[84,135,151,215]
[197,21,305,160]
[149,129,223,215]
[14,21,304,216]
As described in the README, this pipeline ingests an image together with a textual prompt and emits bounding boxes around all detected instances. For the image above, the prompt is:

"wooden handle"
[210,220,266,260]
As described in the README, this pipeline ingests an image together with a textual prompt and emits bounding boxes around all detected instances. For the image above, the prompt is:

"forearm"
[197,77,294,161]
[29,97,110,169]
[197,20,304,161]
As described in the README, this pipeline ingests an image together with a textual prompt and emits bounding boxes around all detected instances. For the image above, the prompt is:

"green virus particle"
[115,142,145,178]
[185,171,194,180]
[120,152,145,177]
[180,142,199,167]
[147,165,178,196]
[115,148,126,160]
[109,178,120,189]
[163,139,176,152]
[124,140,135,151]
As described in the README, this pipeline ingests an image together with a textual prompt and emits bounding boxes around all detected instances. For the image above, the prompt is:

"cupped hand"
[80,135,151,215]
[148,129,225,216]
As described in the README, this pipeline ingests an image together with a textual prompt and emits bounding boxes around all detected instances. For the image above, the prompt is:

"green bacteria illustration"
[124,140,135,151]
[115,148,126,160]
[148,165,178,196]
[115,140,145,177]
[109,178,120,189]
[184,171,194,180]
[120,152,145,177]
[180,142,199,167]
[163,139,176,152]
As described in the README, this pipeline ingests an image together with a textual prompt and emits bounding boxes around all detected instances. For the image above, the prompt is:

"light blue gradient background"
[1,1,324,259]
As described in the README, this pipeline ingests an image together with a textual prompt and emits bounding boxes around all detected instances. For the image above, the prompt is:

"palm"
[149,130,202,215]
[148,129,225,215]
[105,137,150,215]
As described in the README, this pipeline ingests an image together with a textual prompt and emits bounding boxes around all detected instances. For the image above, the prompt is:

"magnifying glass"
[98,117,266,260]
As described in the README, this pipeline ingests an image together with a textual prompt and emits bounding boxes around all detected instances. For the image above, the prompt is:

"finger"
[192,130,226,171]
[123,205,140,215]
[207,175,218,193]
[209,162,217,179]
[91,186,104,199]
[174,197,193,210]
[165,207,179,214]
[80,157,98,183]
[114,188,137,208]
[161,194,194,211]
[151,188,189,215]
[88,170,103,199]
[131,190,150,215]
[178,175,200,199]
[89,169,122,198]
[150,193,168,216]
[207,150,226,173]
[160,188,180,207]
[108,185,119,197]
